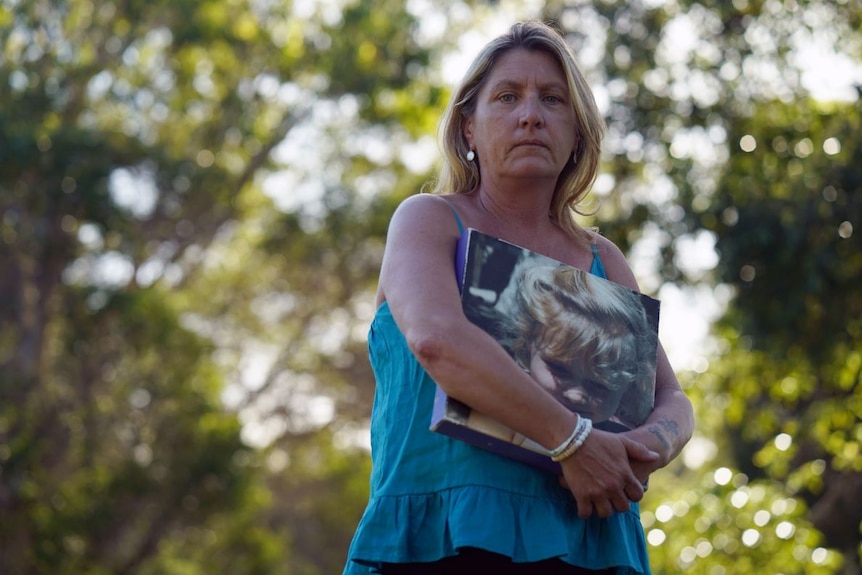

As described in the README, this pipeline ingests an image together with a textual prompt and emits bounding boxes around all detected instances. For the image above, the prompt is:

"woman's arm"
[628,344,695,476]
[594,236,695,479]
[379,194,577,451]
[380,195,657,517]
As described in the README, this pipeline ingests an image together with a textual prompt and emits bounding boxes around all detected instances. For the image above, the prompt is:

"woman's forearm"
[407,317,579,452]
[635,386,694,467]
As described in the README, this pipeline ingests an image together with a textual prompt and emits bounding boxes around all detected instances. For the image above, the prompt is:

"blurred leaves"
[542,0,862,572]
[1,0,448,572]
[2,0,862,573]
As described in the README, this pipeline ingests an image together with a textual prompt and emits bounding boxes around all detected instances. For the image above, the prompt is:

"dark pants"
[381,547,615,575]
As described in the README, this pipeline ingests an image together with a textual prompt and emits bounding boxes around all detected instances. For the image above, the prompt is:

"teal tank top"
[343,212,650,575]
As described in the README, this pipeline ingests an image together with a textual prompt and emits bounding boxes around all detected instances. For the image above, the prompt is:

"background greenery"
[1,0,860,573]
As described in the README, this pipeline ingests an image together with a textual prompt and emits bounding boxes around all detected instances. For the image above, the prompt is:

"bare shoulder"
[389,193,461,237]
[590,232,641,291]
[377,193,465,310]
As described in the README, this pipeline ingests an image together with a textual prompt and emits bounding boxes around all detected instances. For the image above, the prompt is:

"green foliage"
[1,287,267,574]
[1,0,446,572]
[541,0,862,571]
[644,463,842,574]
[695,98,862,565]
[706,101,862,359]
[261,432,373,575]
[3,0,862,573]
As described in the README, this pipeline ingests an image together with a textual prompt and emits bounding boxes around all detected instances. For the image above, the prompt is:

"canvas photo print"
[431,229,660,472]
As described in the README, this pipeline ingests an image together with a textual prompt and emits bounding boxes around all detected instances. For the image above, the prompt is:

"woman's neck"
[473,181,555,228]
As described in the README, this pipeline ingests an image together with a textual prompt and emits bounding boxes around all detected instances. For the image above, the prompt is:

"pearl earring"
[466,150,475,162]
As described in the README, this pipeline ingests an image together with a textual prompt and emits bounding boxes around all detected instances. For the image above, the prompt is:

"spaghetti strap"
[444,201,465,234]
[589,243,608,279]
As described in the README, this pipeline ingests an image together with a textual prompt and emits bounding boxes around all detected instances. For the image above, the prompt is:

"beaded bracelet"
[548,415,587,458]
[550,416,593,463]
[548,418,582,459]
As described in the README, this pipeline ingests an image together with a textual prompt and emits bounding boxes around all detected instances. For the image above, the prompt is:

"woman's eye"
[500,93,516,103]
[544,95,562,104]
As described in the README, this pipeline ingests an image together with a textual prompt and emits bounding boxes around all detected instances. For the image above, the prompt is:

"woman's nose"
[519,95,544,127]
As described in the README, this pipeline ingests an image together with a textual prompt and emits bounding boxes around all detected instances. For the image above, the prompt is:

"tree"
[0,0,453,572]
[539,0,862,572]
[693,96,862,573]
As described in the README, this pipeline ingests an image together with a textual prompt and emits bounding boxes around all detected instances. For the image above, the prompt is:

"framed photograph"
[430,229,660,473]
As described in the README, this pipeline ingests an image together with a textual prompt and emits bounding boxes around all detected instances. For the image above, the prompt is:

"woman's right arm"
[379,194,657,518]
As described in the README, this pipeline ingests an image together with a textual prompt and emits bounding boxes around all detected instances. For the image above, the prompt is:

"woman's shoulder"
[588,232,640,290]
[589,231,624,258]
[387,193,463,234]
[397,191,465,209]
[393,193,461,221]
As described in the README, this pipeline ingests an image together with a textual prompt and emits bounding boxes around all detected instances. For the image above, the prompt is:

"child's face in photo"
[529,350,625,423]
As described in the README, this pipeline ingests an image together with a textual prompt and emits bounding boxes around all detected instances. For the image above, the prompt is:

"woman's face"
[529,350,625,423]
[463,48,577,185]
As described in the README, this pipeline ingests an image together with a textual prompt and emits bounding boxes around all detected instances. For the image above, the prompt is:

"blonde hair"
[429,21,605,245]
[507,265,655,426]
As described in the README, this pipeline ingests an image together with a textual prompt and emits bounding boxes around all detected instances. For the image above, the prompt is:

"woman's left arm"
[627,343,694,479]
[595,236,695,478]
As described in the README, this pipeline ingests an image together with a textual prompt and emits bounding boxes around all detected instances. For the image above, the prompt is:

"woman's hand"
[622,427,667,487]
[558,430,658,518]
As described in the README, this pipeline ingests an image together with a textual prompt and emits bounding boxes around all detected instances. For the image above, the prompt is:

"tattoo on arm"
[648,425,671,452]
[658,418,679,438]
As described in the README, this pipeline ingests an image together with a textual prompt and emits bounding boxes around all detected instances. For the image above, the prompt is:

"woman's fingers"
[576,495,628,519]
[562,430,649,517]
[621,435,660,463]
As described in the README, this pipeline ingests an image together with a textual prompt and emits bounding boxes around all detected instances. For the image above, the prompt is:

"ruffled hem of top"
[343,485,651,575]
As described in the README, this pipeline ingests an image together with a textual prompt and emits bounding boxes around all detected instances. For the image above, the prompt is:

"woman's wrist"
[549,415,593,462]
[627,423,673,468]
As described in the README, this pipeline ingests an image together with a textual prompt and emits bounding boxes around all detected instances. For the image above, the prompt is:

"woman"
[344,20,694,575]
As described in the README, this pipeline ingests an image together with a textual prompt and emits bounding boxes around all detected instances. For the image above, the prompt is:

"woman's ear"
[462,116,475,150]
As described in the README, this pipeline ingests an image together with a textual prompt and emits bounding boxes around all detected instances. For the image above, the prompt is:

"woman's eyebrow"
[487,80,521,93]
[488,79,568,93]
